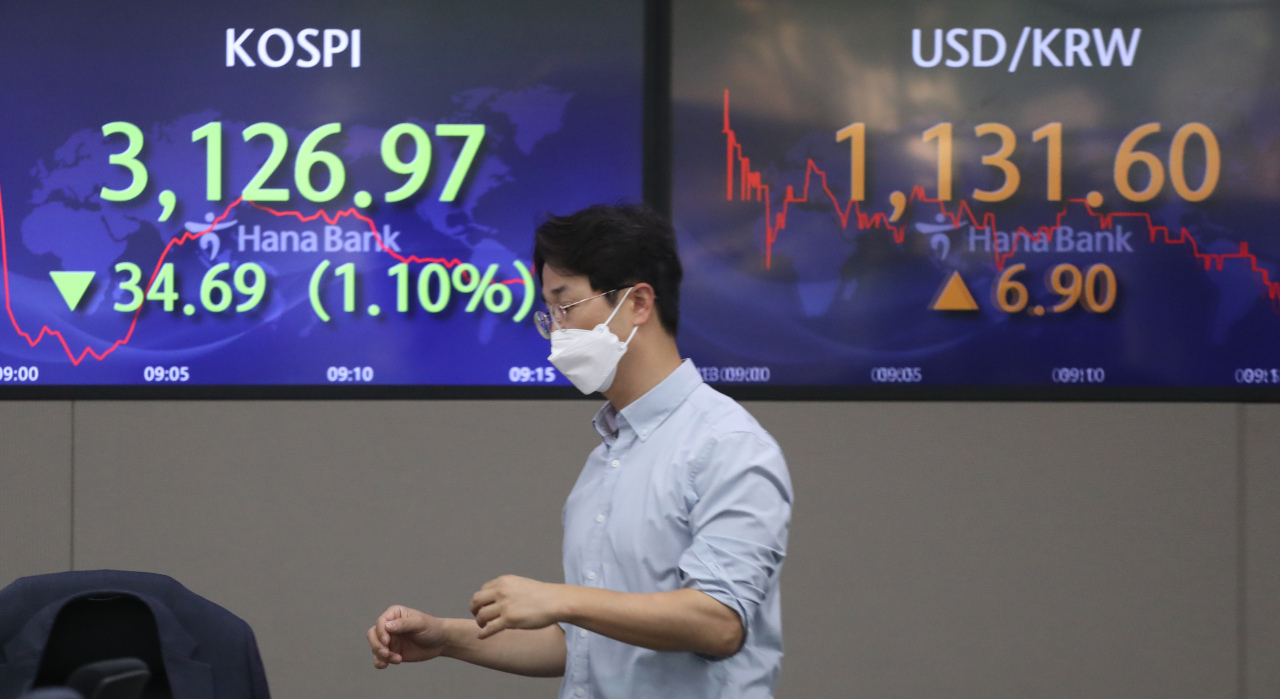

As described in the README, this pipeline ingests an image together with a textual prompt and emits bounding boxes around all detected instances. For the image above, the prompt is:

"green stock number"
[102,120,485,204]
[113,262,266,314]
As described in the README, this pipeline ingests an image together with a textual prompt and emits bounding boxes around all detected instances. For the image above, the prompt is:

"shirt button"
[579,629,588,638]
[610,459,620,468]
[576,689,586,697]
[641,429,649,437]
[587,571,597,580]
[596,514,605,523]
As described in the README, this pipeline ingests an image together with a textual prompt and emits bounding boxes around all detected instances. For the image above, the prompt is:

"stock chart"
[0,1,642,389]
[672,0,1280,393]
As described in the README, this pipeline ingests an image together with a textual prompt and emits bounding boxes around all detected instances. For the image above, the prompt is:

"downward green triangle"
[50,271,95,310]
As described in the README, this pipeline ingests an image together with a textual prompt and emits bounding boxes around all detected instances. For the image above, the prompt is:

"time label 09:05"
[144,366,190,382]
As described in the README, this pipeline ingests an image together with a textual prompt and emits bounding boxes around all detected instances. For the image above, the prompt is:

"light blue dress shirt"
[560,359,793,699]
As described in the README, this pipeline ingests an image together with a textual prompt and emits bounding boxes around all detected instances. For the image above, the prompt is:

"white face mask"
[547,287,638,394]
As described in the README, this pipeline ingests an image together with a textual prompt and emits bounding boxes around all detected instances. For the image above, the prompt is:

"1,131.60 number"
[837,121,1219,203]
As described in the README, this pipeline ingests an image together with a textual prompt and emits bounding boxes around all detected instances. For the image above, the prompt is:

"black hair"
[533,203,682,336]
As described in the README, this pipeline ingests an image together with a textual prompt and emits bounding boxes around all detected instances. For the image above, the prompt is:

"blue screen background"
[0,1,643,387]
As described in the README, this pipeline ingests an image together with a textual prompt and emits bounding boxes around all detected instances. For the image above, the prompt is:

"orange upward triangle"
[930,271,979,311]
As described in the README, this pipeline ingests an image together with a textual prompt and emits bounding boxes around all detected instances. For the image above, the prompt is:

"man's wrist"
[439,617,477,659]
[555,584,591,627]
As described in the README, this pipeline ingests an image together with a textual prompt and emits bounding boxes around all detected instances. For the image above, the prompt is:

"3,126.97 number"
[100,121,485,205]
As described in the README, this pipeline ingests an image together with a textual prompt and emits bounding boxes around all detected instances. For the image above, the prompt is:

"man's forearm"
[559,587,743,658]
[442,617,566,677]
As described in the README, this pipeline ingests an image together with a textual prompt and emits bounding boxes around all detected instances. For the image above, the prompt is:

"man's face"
[540,266,621,333]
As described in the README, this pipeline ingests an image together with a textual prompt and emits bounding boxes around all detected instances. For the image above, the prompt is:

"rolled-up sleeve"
[677,431,792,641]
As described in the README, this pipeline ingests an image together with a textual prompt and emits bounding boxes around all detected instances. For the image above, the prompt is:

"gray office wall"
[0,402,71,579]
[1,400,1275,699]
[1246,405,1280,699]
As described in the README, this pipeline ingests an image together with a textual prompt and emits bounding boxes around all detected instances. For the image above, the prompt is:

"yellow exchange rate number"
[838,121,1220,203]
[994,263,1117,315]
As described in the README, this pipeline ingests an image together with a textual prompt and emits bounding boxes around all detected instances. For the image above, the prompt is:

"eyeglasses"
[533,287,631,339]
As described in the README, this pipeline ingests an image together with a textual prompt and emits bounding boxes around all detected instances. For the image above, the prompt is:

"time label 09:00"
[699,366,771,383]
[0,366,39,382]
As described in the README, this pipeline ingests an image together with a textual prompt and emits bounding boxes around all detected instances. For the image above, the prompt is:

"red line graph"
[0,182,525,365]
[723,89,1280,308]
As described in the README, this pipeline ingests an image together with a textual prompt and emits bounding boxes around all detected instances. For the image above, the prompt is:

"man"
[366,204,793,698]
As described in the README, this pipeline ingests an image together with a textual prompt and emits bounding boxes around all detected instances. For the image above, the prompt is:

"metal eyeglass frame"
[533,287,631,339]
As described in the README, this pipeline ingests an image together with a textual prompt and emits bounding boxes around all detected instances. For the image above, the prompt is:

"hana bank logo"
[911,27,1141,72]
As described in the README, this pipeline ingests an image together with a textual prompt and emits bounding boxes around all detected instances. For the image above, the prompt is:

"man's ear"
[629,283,656,327]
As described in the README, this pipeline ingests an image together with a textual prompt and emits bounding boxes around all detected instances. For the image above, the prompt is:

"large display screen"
[672,0,1280,397]
[0,1,641,393]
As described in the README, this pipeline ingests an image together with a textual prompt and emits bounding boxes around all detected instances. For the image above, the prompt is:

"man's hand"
[367,605,450,669]
[469,575,567,639]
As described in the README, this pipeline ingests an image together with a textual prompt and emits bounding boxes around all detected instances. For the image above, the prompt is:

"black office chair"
[19,689,84,699]
[64,658,150,699]
[20,657,151,699]
[32,595,166,699]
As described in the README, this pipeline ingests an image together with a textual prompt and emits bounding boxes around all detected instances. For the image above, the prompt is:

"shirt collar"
[591,359,703,443]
